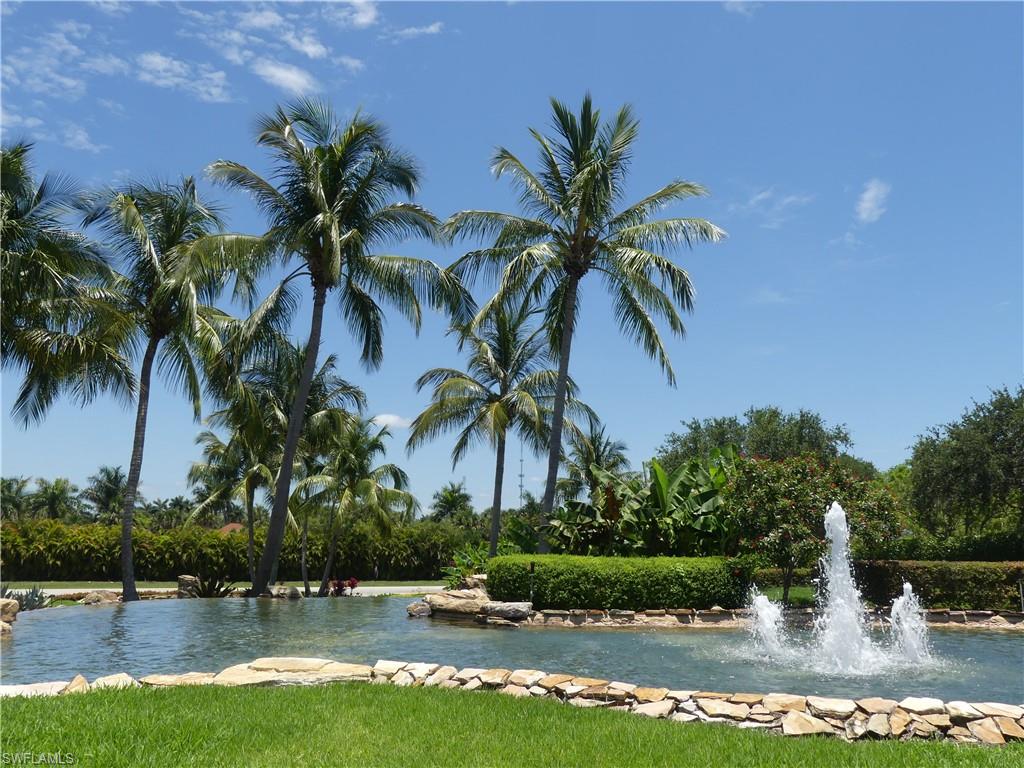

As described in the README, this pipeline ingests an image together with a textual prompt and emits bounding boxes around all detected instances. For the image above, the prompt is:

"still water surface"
[2,598,1021,702]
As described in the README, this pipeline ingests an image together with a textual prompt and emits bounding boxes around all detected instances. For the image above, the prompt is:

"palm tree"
[296,417,416,596]
[1,142,133,423]
[428,482,475,526]
[558,421,630,503]
[207,98,469,596]
[1,476,34,521]
[447,95,725,548]
[408,300,588,555]
[81,465,130,524]
[30,477,82,520]
[80,177,231,601]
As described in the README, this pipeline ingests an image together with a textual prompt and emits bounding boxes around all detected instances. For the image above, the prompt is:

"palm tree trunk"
[120,335,160,602]
[252,284,327,596]
[538,277,579,552]
[301,511,310,597]
[318,507,339,597]
[245,479,256,584]
[489,434,507,557]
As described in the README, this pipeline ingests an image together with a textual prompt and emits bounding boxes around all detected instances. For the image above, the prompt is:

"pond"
[2,597,1022,703]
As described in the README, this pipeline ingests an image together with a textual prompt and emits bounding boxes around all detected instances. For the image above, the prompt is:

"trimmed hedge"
[854,560,1024,611]
[0,520,474,582]
[486,554,753,610]
[752,567,815,588]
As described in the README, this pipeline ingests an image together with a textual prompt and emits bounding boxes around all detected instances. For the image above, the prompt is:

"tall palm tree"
[428,482,475,526]
[81,465,130,524]
[81,177,231,601]
[558,421,630,503]
[207,98,469,595]
[1,476,34,521]
[30,477,82,521]
[296,417,416,596]
[408,300,589,555]
[1,142,133,422]
[447,95,725,548]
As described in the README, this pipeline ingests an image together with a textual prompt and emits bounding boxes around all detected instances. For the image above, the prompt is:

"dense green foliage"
[0,519,474,582]
[855,560,1024,612]
[6,684,1010,768]
[487,554,752,610]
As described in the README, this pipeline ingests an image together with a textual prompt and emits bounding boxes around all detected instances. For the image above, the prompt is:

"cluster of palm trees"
[2,94,723,599]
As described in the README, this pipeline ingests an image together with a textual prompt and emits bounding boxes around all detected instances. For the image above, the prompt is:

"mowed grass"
[3,684,1015,768]
[761,585,816,607]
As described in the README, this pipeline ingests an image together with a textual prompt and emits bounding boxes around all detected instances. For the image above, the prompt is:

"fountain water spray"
[891,582,931,662]
[749,589,788,659]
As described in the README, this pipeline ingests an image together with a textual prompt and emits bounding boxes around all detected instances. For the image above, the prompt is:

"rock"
[424,666,458,687]
[947,725,977,743]
[406,601,432,617]
[268,585,303,599]
[176,575,200,598]
[897,696,945,715]
[423,590,489,615]
[61,675,89,694]
[318,662,373,680]
[556,684,586,696]
[403,663,439,680]
[438,680,461,689]
[578,686,628,702]
[462,573,488,589]
[528,685,548,696]
[967,718,1005,745]
[508,670,545,687]
[372,660,407,678]
[79,590,119,605]
[482,617,519,628]
[908,719,937,738]
[781,711,834,736]
[945,701,984,722]
[671,712,699,723]
[730,693,763,705]
[748,713,779,724]
[609,682,636,693]
[453,668,486,683]
[537,674,574,690]
[844,716,868,740]
[0,621,10,636]
[856,697,897,715]
[139,672,215,687]
[632,700,676,718]
[806,696,857,719]
[995,716,1024,741]
[919,713,951,729]
[481,601,532,621]
[692,690,730,699]
[0,681,69,698]
[212,664,279,687]
[889,708,912,737]
[390,671,415,687]
[500,684,531,698]
[634,687,669,703]
[478,668,511,686]
[763,693,807,713]
[666,690,697,702]
[974,702,1024,719]
[462,678,483,692]
[866,713,891,738]
[569,698,611,708]
[571,676,609,687]
[0,598,19,623]
[250,657,333,673]
[644,609,666,616]
[696,698,750,720]
[91,672,138,689]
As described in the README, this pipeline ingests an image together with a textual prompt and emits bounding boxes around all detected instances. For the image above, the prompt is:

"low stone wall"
[1,656,1021,746]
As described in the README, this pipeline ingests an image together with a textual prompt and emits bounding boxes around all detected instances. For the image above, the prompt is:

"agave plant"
[0,584,52,611]
[184,575,236,598]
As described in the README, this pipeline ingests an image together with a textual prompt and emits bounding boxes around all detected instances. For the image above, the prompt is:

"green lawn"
[762,586,816,608]
[2,684,1013,768]
[4,580,443,590]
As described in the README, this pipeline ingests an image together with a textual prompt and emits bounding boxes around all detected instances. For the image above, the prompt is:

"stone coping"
[1,656,1021,746]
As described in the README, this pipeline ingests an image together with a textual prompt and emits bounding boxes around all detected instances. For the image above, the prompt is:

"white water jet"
[749,589,788,658]
[891,582,931,662]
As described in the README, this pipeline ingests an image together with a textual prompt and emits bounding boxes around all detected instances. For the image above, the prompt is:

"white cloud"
[3,22,90,98]
[97,98,126,116]
[855,178,891,224]
[88,1,131,15]
[282,29,329,59]
[389,22,444,41]
[326,1,379,29]
[337,55,365,74]
[752,287,790,305]
[723,2,761,17]
[80,53,130,75]
[729,186,813,229]
[238,8,283,30]
[250,58,319,94]
[136,52,231,103]
[62,123,106,153]
[372,413,412,429]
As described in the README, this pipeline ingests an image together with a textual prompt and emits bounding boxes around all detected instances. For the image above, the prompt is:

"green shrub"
[0,519,475,582]
[486,554,753,610]
[753,567,815,588]
[854,560,1024,611]
[862,530,1024,562]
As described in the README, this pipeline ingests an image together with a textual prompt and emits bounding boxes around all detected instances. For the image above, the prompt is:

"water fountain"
[748,501,931,674]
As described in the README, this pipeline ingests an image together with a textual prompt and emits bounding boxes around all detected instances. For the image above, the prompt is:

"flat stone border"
[2,656,1021,746]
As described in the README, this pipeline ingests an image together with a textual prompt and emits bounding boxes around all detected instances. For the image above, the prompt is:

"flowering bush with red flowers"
[328,577,360,596]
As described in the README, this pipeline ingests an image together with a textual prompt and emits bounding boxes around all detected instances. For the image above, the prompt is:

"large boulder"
[177,575,200,598]
[481,601,532,621]
[0,621,10,636]
[406,601,432,617]
[0,598,19,623]
[423,589,488,615]
[267,585,303,599]
[79,590,120,605]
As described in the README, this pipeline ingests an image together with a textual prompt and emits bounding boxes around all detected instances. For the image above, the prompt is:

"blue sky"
[2,1,1021,512]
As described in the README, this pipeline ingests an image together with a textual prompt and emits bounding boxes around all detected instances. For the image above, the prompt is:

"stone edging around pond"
[1,656,1022,746]
[407,589,1024,631]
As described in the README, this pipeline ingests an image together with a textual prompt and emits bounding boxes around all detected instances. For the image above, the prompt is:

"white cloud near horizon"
[250,58,319,95]
[855,178,891,224]
[723,1,761,18]
[325,1,379,29]
[388,21,444,41]
[373,413,412,429]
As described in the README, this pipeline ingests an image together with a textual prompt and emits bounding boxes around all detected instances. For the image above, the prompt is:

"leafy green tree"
[558,421,630,503]
[1,477,33,521]
[143,496,194,530]
[658,406,852,471]
[81,465,130,524]
[207,99,468,596]
[81,177,231,601]
[1,142,134,421]
[408,300,584,556]
[910,386,1023,537]
[29,477,83,521]
[447,95,724,547]
[429,482,476,528]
